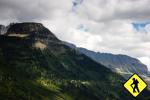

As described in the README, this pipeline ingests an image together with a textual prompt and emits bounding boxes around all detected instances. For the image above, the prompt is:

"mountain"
[64,42,150,88]
[64,42,148,74]
[0,22,150,100]
[79,48,148,76]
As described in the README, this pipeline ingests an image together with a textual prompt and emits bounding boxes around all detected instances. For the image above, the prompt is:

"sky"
[0,0,150,70]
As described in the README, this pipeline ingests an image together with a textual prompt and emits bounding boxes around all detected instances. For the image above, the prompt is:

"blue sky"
[132,21,150,32]
[72,0,83,7]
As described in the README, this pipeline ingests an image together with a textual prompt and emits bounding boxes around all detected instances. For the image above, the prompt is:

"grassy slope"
[0,35,149,100]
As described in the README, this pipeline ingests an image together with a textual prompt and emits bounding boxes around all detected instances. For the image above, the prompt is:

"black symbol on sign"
[130,78,140,93]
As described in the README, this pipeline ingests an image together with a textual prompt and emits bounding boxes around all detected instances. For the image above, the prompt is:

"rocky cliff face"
[7,23,43,33]
[6,22,65,54]
[7,22,60,42]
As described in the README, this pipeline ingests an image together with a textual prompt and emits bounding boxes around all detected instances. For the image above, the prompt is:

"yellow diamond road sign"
[124,73,148,97]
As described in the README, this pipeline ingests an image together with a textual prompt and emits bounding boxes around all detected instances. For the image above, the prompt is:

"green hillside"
[0,23,149,100]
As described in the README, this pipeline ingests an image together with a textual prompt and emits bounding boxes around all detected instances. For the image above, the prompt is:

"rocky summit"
[7,22,60,42]
[0,22,150,100]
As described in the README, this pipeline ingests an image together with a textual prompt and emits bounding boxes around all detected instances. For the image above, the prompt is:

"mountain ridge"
[0,22,150,100]
[64,41,150,87]
[79,48,148,75]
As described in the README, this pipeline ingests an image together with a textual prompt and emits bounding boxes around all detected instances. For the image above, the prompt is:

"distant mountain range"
[64,42,150,87]
[79,48,148,75]
[0,22,149,100]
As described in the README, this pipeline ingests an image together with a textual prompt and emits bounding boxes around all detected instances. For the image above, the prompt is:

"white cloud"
[139,57,150,71]
[0,0,150,69]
